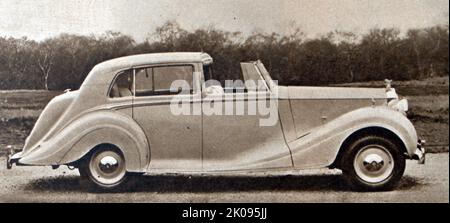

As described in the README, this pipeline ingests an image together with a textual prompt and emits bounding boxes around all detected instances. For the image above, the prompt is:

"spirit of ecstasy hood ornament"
[385,79,393,91]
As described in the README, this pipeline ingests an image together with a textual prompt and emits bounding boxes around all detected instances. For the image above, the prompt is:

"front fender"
[19,110,150,172]
[289,106,418,169]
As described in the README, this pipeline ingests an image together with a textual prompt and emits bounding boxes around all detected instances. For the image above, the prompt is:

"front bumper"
[412,140,426,165]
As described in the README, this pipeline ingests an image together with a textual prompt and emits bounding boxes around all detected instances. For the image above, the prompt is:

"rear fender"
[20,111,150,172]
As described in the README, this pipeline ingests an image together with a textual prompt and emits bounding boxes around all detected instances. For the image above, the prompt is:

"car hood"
[277,86,388,100]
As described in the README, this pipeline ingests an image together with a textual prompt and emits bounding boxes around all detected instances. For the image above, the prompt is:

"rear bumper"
[5,146,23,169]
[411,140,426,165]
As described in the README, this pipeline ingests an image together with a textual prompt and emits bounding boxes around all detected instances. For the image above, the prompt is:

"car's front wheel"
[341,135,406,191]
[78,146,129,191]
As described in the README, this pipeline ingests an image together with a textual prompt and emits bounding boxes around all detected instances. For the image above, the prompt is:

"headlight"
[389,99,409,113]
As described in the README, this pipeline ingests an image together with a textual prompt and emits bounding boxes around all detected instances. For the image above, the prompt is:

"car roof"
[95,52,213,72]
[82,52,213,87]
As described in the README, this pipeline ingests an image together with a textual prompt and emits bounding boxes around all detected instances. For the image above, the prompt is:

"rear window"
[110,70,133,98]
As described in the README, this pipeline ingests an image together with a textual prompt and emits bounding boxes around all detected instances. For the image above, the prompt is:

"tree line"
[0,21,448,90]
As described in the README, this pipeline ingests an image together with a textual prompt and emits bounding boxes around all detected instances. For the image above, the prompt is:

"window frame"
[108,69,135,99]
[134,64,196,97]
[107,63,197,99]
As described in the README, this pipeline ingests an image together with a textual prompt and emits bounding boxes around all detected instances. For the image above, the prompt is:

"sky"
[0,0,448,42]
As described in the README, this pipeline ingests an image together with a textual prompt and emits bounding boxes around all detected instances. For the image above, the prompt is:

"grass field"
[0,77,448,155]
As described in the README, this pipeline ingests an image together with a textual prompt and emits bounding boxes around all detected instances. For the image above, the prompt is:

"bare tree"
[37,42,54,90]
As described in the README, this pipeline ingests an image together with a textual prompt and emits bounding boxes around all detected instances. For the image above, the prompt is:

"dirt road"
[0,154,448,203]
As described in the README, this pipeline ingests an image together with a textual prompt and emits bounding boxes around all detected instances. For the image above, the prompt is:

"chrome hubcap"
[363,154,385,172]
[99,156,119,174]
[354,145,394,183]
[89,150,126,186]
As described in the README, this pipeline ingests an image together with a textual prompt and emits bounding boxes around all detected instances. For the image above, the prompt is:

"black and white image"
[0,0,448,203]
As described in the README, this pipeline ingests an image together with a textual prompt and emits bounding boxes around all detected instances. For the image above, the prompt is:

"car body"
[7,52,426,191]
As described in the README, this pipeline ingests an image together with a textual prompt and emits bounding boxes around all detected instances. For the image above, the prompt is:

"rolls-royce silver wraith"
[6,52,426,191]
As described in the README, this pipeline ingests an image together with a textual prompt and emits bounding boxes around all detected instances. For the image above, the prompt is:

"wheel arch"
[58,111,150,172]
[331,126,408,169]
[71,143,124,164]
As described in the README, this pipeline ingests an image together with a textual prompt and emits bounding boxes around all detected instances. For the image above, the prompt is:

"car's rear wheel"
[341,135,406,191]
[78,146,129,191]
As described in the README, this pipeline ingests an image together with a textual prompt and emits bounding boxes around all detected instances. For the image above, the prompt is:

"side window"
[110,70,133,98]
[135,68,154,97]
[135,65,193,97]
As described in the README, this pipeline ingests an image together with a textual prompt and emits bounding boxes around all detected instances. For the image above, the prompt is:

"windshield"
[256,61,276,91]
[241,62,269,92]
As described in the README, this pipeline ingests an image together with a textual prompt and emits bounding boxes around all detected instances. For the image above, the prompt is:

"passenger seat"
[119,87,132,97]
[110,84,132,98]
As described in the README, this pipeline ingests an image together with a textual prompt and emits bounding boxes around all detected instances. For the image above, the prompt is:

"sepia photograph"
[0,0,448,206]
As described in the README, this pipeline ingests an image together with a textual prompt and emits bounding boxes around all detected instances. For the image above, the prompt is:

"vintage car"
[6,52,425,191]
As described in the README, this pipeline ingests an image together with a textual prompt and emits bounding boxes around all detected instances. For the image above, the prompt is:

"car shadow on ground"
[24,174,425,193]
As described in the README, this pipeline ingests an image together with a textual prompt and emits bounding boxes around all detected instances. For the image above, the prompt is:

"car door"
[132,63,203,172]
[201,63,293,171]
